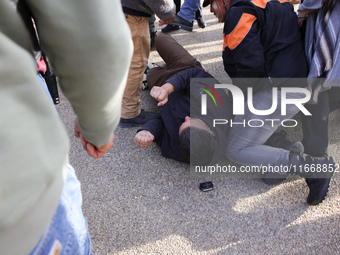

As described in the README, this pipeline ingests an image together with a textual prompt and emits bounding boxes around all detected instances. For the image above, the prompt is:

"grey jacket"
[0,0,132,254]
[121,0,176,20]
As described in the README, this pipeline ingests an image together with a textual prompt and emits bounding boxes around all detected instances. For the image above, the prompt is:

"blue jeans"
[226,88,306,168]
[29,73,92,254]
[178,0,200,22]
[29,165,92,255]
[38,73,53,104]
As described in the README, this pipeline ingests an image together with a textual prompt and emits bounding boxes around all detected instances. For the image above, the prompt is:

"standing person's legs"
[147,33,203,88]
[302,90,330,157]
[30,165,92,255]
[169,0,200,31]
[30,70,91,255]
[122,14,150,119]
[177,0,201,22]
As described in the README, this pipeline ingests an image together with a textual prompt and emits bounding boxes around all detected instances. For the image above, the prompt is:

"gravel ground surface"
[56,4,340,255]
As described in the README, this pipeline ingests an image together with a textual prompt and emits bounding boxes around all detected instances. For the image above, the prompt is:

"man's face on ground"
[210,0,227,22]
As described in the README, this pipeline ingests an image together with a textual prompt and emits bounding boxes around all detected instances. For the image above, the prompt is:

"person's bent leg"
[226,89,305,168]
[155,33,202,69]
[147,33,203,87]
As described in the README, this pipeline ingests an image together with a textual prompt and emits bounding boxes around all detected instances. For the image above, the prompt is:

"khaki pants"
[122,14,150,119]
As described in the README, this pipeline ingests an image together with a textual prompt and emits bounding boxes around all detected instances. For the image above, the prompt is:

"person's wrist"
[163,86,170,94]
[162,83,174,95]
[296,10,308,19]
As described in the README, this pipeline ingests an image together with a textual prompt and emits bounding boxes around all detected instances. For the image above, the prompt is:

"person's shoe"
[161,24,180,33]
[170,14,193,32]
[262,130,304,185]
[265,130,304,154]
[195,9,206,28]
[119,109,160,128]
[289,152,336,205]
[150,30,157,51]
[306,178,333,205]
[196,16,206,28]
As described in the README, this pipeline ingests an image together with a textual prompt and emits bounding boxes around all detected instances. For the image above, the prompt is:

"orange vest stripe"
[223,13,257,51]
[251,0,288,9]
[251,0,269,8]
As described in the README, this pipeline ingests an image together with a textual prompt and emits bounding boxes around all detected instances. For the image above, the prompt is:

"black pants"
[302,87,340,156]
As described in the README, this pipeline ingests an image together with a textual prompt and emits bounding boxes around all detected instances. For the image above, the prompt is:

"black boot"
[289,152,336,205]
[195,7,206,29]
[119,109,160,128]
[262,130,304,185]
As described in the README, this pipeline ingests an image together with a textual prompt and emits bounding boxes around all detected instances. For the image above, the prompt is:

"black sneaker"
[170,14,193,32]
[306,177,333,205]
[161,24,180,33]
[119,109,160,128]
[288,153,336,205]
[305,157,335,206]
[196,16,206,29]
[195,8,206,28]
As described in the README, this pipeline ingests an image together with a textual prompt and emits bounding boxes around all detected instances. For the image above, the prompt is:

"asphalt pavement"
[56,4,340,255]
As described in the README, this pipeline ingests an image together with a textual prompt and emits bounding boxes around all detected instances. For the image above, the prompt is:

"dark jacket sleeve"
[165,67,207,92]
[137,118,164,141]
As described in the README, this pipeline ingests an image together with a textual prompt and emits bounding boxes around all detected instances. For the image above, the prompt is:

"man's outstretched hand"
[134,130,155,148]
[74,117,114,159]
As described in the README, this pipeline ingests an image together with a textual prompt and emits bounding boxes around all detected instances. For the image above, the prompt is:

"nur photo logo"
[198,82,223,115]
[199,81,312,128]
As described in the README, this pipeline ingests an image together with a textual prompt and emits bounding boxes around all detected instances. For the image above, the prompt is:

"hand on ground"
[134,130,155,148]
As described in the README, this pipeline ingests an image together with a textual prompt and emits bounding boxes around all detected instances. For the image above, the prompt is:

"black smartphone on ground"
[199,182,214,192]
